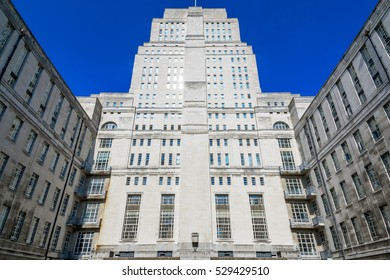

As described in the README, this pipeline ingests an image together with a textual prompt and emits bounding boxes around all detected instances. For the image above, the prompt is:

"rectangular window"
[8,46,28,86]
[353,130,366,153]
[37,142,50,163]
[0,21,13,53]
[340,222,351,247]
[297,232,317,256]
[330,151,341,172]
[26,217,40,245]
[249,194,268,240]
[38,181,51,205]
[8,116,23,141]
[348,64,366,104]
[351,217,364,244]
[376,21,390,55]
[99,138,113,148]
[381,152,390,176]
[321,194,331,216]
[365,163,381,191]
[0,152,9,178]
[352,173,366,199]
[68,167,77,186]
[322,159,331,179]
[9,163,25,191]
[364,211,380,240]
[367,116,382,141]
[330,188,340,210]
[215,194,231,239]
[340,181,351,205]
[24,130,38,154]
[379,205,390,236]
[50,226,61,250]
[82,203,100,224]
[39,222,51,247]
[95,151,110,171]
[10,211,26,241]
[314,167,322,186]
[0,101,7,121]
[361,45,383,87]
[318,105,330,138]
[161,153,165,166]
[74,232,94,256]
[159,194,175,239]
[278,138,291,148]
[0,205,10,235]
[122,194,141,240]
[341,141,352,163]
[88,178,105,195]
[286,178,303,196]
[336,80,353,117]
[137,154,142,166]
[50,188,61,210]
[384,101,390,120]
[280,151,295,169]
[330,226,340,250]
[25,173,39,199]
[60,194,70,215]
[326,93,341,129]
[291,203,309,224]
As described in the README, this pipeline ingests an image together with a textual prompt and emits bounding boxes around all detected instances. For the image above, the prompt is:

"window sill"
[216,239,234,242]
[6,136,16,144]
[358,196,367,202]
[335,169,342,174]
[372,188,383,194]
[156,239,175,243]
[253,239,271,243]
[374,136,384,144]
[359,149,368,156]
[345,203,353,208]
[23,150,31,157]
[346,160,354,166]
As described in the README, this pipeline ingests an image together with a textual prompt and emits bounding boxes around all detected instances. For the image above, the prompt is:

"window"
[82,203,100,224]
[330,188,340,210]
[352,173,366,199]
[286,179,303,195]
[314,167,322,186]
[60,194,70,216]
[340,222,351,247]
[25,173,39,199]
[38,181,51,205]
[340,181,351,205]
[95,151,110,171]
[122,194,141,240]
[88,178,105,195]
[364,211,380,240]
[291,203,309,224]
[0,152,9,178]
[0,205,10,235]
[353,130,366,153]
[322,159,331,179]
[278,138,291,148]
[99,138,113,148]
[0,21,13,53]
[341,141,352,163]
[249,195,268,240]
[159,194,175,239]
[102,122,117,130]
[379,205,390,236]
[74,232,94,256]
[376,21,390,55]
[361,45,383,87]
[9,163,25,191]
[330,151,341,172]
[273,122,289,130]
[336,80,353,117]
[10,211,26,241]
[297,233,317,256]
[50,188,61,210]
[215,194,231,239]
[384,101,390,120]
[351,217,364,244]
[348,64,366,104]
[381,152,390,176]
[8,46,28,87]
[280,151,295,169]
[326,93,340,129]
[24,130,38,154]
[365,163,381,191]
[318,106,330,138]
[0,101,7,121]
[26,217,39,245]
[367,116,382,141]
[8,116,23,141]
[329,226,340,250]
[321,194,331,216]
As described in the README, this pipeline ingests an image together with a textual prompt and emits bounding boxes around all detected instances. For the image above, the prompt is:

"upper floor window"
[273,122,289,130]
[101,122,117,130]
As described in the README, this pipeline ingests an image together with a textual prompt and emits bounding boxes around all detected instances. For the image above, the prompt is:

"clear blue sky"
[11,0,378,97]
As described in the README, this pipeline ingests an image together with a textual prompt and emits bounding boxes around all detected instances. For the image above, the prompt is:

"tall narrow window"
[367,116,382,141]
[0,205,10,234]
[340,181,351,205]
[0,152,9,178]
[326,93,340,129]
[322,159,331,179]
[38,82,54,117]
[379,205,390,236]
[159,194,175,239]
[0,21,13,53]
[336,80,353,117]
[25,173,39,199]
[215,194,231,239]
[122,194,141,240]
[25,66,42,103]
[340,222,351,247]
[330,151,341,172]
[381,152,390,176]
[8,46,28,87]
[38,181,51,205]
[24,130,38,154]
[330,188,340,211]
[364,211,380,240]
[353,130,366,153]
[329,226,340,250]
[348,64,366,104]
[249,194,268,240]
[37,142,50,163]
[10,211,26,241]
[50,188,61,210]
[60,194,70,215]
[50,226,61,250]
[351,217,364,244]
[361,45,383,87]
[376,21,390,55]
[365,163,381,191]
[321,194,331,216]
[341,141,352,163]
[26,217,39,245]
[9,163,25,191]
[8,116,23,141]
[95,151,110,171]
[318,105,330,138]
[352,173,366,199]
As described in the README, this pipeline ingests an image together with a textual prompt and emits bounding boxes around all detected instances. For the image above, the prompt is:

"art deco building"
[0,0,390,260]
